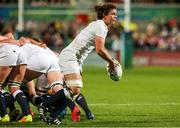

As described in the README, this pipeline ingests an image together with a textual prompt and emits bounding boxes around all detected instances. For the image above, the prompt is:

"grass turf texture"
[1,66,180,127]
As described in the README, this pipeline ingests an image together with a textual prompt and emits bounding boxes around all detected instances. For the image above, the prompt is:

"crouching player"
[0,34,32,123]
[32,74,94,121]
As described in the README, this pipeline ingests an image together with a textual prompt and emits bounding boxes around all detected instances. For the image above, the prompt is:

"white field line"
[89,103,179,106]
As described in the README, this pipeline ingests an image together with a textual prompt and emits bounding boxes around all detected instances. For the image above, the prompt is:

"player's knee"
[70,87,81,95]
[49,81,64,93]
[63,87,79,101]
[7,80,21,93]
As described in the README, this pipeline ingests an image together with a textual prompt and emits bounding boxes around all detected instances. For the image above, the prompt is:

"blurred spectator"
[132,17,180,51]
[111,31,121,62]
[67,21,79,40]
[144,23,159,49]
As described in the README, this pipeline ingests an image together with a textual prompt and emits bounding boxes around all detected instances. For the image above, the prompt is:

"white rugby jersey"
[60,20,108,65]
[21,43,55,58]
[0,43,27,66]
[21,42,60,73]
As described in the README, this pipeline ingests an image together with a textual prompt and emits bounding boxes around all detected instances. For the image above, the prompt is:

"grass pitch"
[1,66,180,127]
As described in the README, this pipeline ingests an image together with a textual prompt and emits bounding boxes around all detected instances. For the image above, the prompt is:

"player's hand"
[38,43,47,48]
[109,58,120,71]
[14,40,21,46]
[19,37,27,46]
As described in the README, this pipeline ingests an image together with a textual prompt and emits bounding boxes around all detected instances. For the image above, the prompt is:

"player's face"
[104,9,117,26]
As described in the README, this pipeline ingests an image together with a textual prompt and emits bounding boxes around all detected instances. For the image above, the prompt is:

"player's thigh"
[0,66,12,83]
[9,64,27,82]
[47,71,63,84]
[59,59,81,75]
[23,69,43,82]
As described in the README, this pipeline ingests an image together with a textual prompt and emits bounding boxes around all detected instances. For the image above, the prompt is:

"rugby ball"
[106,63,122,81]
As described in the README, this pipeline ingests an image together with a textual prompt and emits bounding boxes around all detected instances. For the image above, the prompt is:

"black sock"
[31,96,45,106]
[0,91,7,117]
[3,92,16,112]
[75,93,91,115]
[13,90,29,115]
[42,89,66,108]
[50,98,68,119]
[68,100,76,112]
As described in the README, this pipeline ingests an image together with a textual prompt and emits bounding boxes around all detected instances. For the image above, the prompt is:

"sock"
[75,93,91,115]
[31,95,45,106]
[3,92,16,112]
[50,98,68,119]
[13,90,29,115]
[67,100,76,112]
[0,91,7,117]
[42,89,66,108]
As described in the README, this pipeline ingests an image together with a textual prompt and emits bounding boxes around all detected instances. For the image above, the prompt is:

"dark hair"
[95,3,117,20]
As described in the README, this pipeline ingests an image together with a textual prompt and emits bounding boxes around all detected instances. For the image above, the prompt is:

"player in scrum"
[19,38,94,123]
[25,74,94,122]
[0,35,92,125]
[0,36,64,124]
[0,33,32,123]
[38,3,120,124]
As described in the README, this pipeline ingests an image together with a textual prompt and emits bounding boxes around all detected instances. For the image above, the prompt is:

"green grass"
[1,66,180,127]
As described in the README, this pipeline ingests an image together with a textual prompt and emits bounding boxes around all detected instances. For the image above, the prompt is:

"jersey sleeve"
[95,23,108,39]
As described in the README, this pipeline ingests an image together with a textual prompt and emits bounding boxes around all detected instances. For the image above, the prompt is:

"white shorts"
[59,52,81,75]
[27,52,60,73]
[0,44,27,66]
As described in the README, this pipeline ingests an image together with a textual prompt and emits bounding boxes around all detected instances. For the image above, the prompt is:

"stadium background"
[0,0,180,127]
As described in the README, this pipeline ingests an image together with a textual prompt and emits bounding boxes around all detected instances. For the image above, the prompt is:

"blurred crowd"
[0,17,179,52]
[0,18,86,52]
[0,0,179,52]
[133,18,180,51]
[0,0,179,5]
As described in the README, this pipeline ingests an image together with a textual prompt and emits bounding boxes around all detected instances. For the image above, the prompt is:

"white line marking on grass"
[89,102,179,106]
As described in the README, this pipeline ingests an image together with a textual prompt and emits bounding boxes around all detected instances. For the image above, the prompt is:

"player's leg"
[59,73,82,122]
[47,96,68,125]
[75,93,94,120]
[0,44,21,122]
[3,91,20,121]
[8,64,32,122]
[38,71,66,123]
[0,66,12,122]
[68,92,94,121]
[37,55,67,124]
[67,100,81,122]
[20,81,37,118]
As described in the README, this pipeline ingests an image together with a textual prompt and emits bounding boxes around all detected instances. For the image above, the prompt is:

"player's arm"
[0,35,7,41]
[95,36,119,70]
[0,38,20,46]
[19,37,46,48]
[0,33,18,45]
[29,38,47,48]
[27,80,37,97]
